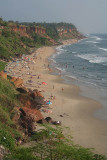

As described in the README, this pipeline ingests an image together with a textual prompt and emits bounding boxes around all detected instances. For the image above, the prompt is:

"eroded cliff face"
[11,25,46,37]
[57,27,84,39]
[11,25,29,37]
[0,24,57,45]
[57,27,75,36]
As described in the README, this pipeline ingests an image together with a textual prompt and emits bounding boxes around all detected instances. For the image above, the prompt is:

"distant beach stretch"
[6,39,107,156]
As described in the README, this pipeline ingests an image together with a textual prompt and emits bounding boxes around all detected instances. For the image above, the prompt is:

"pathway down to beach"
[6,44,107,156]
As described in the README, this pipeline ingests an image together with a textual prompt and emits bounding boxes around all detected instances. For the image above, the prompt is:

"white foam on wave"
[86,41,99,44]
[56,45,63,50]
[49,52,58,65]
[84,81,97,86]
[72,52,77,54]
[65,74,78,80]
[99,48,107,52]
[76,54,107,64]
[93,36,102,41]
[56,45,66,55]
[88,73,96,78]
[50,45,66,64]
[50,58,56,64]
[55,66,66,72]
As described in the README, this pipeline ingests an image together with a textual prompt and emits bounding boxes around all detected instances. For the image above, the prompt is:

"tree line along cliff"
[0,18,85,61]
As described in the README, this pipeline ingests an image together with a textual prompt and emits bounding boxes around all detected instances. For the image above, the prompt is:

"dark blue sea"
[50,34,107,121]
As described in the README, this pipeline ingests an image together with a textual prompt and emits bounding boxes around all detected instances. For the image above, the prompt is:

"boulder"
[0,71,7,80]
[16,87,28,93]
[36,91,44,97]
[19,93,45,110]
[52,121,61,126]
[45,117,53,123]
[30,89,44,99]
[19,107,44,135]
[37,119,47,124]
[11,77,17,82]
[11,77,23,87]
[20,107,43,122]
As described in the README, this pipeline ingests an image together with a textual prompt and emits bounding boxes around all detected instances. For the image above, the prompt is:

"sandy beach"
[6,40,107,156]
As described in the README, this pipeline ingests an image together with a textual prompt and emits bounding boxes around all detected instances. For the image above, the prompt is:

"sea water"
[49,34,107,121]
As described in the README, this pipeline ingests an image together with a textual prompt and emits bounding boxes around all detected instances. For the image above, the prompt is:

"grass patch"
[0,61,7,71]
[0,29,30,61]
[3,147,38,160]
[0,79,22,151]
[28,126,107,160]
[4,126,106,160]
[0,123,15,151]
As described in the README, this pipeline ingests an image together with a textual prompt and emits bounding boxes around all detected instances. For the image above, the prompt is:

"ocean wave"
[55,66,66,72]
[76,54,107,63]
[84,81,97,86]
[93,36,102,41]
[88,74,97,78]
[99,48,107,52]
[56,46,66,55]
[86,41,99,44]
[56,45,63,50]
[51,54,56,59]
[65,74,78,80]
[72,52,77,54]
[95,37,102,41]
[50,58,56,64]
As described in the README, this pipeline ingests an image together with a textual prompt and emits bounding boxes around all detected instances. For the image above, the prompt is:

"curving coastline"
[6,40,107,156]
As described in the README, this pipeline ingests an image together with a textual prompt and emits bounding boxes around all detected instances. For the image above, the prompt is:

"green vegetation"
[3,125,107,160]
[0,18,105,159]
[0,18,8,26]
[0,77,106,159]
[0,28,29,60]
[36,22,77,40]
[0,78,22,151]
[0,18,84,61]
[0,19,54,61]
[32,33,51,46]
[20,22,79,40]
[0,78,106,159]
[0,61,6,71]
[21,33,51,48]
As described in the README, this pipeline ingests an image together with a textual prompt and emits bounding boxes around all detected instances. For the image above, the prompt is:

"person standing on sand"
[53,85,54,89]
[62,88,64,92]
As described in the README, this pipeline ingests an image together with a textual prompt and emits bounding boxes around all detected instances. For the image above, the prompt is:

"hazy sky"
[0,0,107,33]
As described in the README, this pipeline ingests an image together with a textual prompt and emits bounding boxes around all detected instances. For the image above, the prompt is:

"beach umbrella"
[46,101,52,105]
[42,82,47,85]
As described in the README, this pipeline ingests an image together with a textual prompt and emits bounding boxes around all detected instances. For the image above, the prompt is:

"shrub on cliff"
[4,125,107,160]
[0,28,30,61]
[0,46,10,60]
[0,79,22,152]
[0,61,6,71]
[0,124,15,151]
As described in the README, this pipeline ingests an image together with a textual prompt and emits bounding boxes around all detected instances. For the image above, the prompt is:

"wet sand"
[6,40,107,156]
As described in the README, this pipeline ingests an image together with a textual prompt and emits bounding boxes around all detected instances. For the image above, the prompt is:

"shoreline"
[6,40,107,156]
